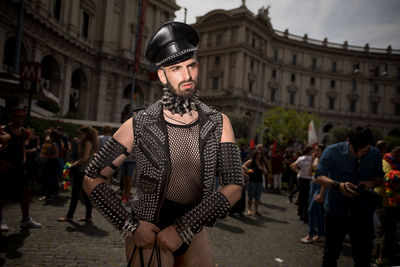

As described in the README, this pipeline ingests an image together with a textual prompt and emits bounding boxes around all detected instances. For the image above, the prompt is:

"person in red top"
[271,148,284,193]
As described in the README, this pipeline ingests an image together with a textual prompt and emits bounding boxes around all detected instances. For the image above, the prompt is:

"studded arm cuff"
[90,183,139,237]
[175,191,231,245]
[218,142,245,186]
[85,138,129,179]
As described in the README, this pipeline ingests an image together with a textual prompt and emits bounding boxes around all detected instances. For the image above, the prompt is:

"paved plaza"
[1,188,355,267]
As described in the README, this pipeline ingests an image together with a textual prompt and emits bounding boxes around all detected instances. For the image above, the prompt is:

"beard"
[161,78,200,116]
[167,78,199,99]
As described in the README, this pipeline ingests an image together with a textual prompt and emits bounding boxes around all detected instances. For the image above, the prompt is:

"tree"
[225,112,250,140]
[259,107,321,148]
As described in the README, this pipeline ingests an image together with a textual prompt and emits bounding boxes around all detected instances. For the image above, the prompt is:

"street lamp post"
[13,0,25,75]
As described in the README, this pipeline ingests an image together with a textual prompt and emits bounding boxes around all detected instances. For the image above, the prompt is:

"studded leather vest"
[131,100,223,223]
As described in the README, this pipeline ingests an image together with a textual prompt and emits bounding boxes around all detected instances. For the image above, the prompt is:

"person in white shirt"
[290,145,314,224]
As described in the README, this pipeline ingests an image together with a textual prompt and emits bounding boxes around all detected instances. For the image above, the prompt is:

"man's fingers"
[342,182,358,197]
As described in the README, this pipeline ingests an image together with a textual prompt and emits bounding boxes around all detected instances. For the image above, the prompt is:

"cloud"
[174,0,400,49]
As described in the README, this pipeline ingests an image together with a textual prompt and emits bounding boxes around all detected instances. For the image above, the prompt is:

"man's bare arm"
[315,175,358,197]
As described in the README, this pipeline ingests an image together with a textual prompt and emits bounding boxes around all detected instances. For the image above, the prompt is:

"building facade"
[0,0,179,122]
[193,4,400,143]
[1,1,400,142]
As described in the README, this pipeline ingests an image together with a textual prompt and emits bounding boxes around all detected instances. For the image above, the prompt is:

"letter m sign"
[20,62,42,82]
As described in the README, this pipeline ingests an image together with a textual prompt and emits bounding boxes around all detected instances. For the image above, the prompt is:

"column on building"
[95,72,109,121]
[119,0,132,51]
[264,63,270,101]
[154,5,161,27]
[200,32,208,49]
[223,53,230,90]
[257,61,263,97]
[111,74,124,122]
[201,56,208,92]
[100,0,116,53]
[234,52,244,94]
[60,59,73,116]
[65,0,79,37]
[0,28,6,71]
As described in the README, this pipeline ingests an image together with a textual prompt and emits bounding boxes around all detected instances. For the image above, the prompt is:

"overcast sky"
[174,0,400,50]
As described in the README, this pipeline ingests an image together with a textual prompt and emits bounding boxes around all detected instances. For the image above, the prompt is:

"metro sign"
[20,62,42,82]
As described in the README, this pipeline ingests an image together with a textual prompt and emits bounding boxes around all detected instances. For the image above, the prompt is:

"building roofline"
[194,6,400,57]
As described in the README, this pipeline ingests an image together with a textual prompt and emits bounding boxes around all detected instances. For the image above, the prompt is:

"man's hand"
[339,182,358,197]
[131,220,160,247]
[157,225,183,252]
[314,193,324,202]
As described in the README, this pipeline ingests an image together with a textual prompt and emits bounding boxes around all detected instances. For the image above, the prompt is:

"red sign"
[20,62,42,82]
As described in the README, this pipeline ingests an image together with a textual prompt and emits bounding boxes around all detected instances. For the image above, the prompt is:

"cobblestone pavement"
[0,189,355,267]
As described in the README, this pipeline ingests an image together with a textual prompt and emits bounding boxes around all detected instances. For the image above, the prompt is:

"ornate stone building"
[193,4,400,142]
[1,1,400,142]
[0,0,179,122]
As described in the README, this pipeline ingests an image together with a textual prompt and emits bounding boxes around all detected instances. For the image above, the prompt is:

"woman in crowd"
[57,125,98,223]
[290,145,314,224]
[243,144,268,216]
[301,145,325,243]
[40,130,60,201]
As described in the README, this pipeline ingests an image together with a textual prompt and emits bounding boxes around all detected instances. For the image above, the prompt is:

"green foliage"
[225,112,250,140]
[26,116,80,140]
[37,100,60,113]
[236,138,249,148]
[259,107,321,148]
[327,126,384,146]
[327,126,349,145]
[385,135,400,152]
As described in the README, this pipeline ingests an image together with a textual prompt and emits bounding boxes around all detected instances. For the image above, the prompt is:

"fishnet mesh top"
[165,119,203,204]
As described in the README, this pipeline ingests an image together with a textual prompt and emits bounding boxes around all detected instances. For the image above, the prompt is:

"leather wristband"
[173,242,190,257]
[90,183,139,237]
[175,191,231,245]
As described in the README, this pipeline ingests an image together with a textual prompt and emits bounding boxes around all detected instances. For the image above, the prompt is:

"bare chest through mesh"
[165,120,203,204]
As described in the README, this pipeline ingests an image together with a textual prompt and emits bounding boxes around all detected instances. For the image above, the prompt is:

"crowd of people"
[1,107,399,266]
[236,127,399,267]
[0,108,135,232]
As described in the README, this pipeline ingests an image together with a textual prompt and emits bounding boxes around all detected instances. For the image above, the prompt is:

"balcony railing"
[274,30,399,55]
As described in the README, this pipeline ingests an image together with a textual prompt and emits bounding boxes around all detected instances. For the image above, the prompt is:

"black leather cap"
[145,21,199,67]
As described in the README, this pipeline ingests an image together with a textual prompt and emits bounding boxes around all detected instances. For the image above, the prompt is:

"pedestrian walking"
[243,145,268,216]
[57,125,98,223]
[41,130,60,201]
[0,108,41,230]
[315,126,384,267]
[291,145,314,224]
[271,147,284,193]
[301,145,325,244]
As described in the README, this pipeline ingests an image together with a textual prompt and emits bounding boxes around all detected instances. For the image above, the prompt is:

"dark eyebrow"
[169,65,181,70]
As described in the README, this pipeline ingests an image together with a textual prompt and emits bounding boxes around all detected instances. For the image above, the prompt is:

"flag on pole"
[308,120,318,146]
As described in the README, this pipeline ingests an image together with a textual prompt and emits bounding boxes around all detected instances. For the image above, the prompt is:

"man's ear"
[158,69,167,85]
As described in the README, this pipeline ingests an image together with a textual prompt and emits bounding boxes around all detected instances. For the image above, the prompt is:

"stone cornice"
[193,5,399,59]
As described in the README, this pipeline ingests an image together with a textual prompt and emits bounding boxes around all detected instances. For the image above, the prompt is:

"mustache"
[178,79,197,87]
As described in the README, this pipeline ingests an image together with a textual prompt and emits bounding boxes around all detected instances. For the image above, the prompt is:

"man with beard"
[83,22,244,267]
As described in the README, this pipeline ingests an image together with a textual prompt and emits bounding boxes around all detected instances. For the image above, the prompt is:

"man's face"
[12,114,26,127]
[349,144,370,158]
[158,58,199,99]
